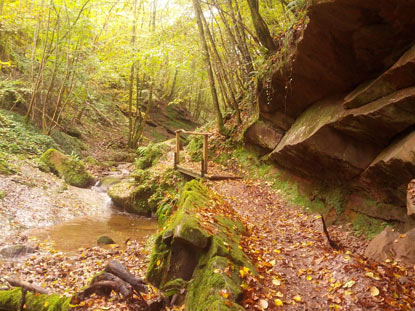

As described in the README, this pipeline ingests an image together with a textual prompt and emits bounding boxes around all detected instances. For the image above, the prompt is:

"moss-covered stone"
[107,181,153,216]
[39,149,94,188]
[0,288,71,311]
[97,235,115,245]
[185,256,244,311]
[146,180,253,310]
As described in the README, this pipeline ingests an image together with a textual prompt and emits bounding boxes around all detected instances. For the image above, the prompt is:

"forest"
[0,0,415,310]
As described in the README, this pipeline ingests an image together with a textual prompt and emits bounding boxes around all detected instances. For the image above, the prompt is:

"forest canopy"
[0,0,303,145]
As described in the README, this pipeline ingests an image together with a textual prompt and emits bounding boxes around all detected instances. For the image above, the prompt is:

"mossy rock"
[185,256,244,311]
[135,142,170,170]
[0,288,71,311]
[39,149,94,188]
[107,181,153,216]
[146,180,253,310]
[97,235,115,245]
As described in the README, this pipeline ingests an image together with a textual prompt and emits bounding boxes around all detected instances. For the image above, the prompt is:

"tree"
[191,0,225,134]
[246,0,277,53]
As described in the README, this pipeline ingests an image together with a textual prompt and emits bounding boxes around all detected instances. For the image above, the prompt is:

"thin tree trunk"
[168,67,178,100]
[246,0,277,53]
[191,0,224,133]
[200,10,242,124]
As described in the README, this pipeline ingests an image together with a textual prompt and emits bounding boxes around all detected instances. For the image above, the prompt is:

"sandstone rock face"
[365,227,415,265]
[258,0,415,122]
[360,132,415,206]
[247,0,415,223]
[245,121,283,151]
[408,180,415,216]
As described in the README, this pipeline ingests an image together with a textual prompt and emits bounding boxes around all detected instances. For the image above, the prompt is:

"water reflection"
[29,214,157,252]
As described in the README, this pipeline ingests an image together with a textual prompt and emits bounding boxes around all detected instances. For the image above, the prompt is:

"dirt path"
[208,179,415,311]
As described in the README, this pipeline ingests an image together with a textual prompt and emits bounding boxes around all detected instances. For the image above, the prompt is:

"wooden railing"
[174,129,210,178]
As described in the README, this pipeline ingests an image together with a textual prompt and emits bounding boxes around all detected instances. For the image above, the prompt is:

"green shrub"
[135,142,169,170]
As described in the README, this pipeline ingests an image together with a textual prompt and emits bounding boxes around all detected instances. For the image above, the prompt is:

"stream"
[25,182,158,253]
[0,163,157,255]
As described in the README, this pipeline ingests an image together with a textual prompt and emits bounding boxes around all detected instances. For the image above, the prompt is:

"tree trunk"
[246,0,277,53]
[191,0,225,134]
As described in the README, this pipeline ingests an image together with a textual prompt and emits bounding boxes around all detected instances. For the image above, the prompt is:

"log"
[104,260,148,293]
[91,272,133,298]
[76,281,121,301]
[4,277,49,295]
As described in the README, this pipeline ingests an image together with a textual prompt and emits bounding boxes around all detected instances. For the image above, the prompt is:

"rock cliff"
[248,0,415,225]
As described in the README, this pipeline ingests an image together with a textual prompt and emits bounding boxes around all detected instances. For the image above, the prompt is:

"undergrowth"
[351,214,388,240]
[0,109,57,156]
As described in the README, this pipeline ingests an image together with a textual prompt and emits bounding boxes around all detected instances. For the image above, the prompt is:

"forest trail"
[207,178,415,311]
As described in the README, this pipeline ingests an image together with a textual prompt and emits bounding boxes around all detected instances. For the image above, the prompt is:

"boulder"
[97,235,115,245]
[146,181,251,311]
[107,181,153,216]
[360,131,415,206]
[245,121,283,151]
[407,180,415,216]
[39,149,94,188]
[0,245,35,258]
[365,227,415,265]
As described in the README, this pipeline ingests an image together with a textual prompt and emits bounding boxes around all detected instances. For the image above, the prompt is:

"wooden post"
[202,134,208,174]
[175,131,181,166]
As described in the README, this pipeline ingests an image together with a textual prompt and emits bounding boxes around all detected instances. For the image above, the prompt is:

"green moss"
[135,142,169,170]
[162,278,189,297]
[147,180,252,310]
[351,214,389,240]
[185,256,244,311]
[187,135,203,162]
[39,149,94,188]
[0,288,71,311]
[107,181,153,216]
[0,190,5,200]
[84,156,100,165]
[50,129,87,155]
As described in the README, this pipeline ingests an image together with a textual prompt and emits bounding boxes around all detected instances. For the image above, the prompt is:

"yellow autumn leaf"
[365,272,380,280]
[306,276,313,281]
[276,291,284,298]
[293,295,302,302]
[273,249,281,254]
[44,301,49,307]
[156,259,161,266]
[239,266,250,278]
[343,280,355,288]
[272,279,281,286]
[219,290,229,299]
[370,286,379,297]
[274,299,283,306]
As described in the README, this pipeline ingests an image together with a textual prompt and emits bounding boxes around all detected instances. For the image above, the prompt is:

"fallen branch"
[104,260,148,293]
[320,215,340,250]
[4,277,49,295]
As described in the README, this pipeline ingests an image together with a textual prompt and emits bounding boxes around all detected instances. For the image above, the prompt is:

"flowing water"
[24,177,158,253]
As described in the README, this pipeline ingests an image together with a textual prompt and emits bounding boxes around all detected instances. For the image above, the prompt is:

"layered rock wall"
[247,0,415,224]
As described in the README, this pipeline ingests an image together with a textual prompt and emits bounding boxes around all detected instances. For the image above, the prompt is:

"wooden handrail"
[175,129,211,136]
[174,129,210,176]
